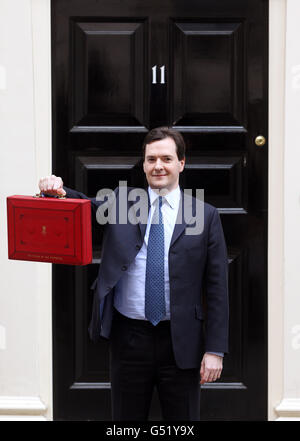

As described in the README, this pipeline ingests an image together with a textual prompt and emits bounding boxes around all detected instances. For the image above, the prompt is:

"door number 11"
[152,65,166,84]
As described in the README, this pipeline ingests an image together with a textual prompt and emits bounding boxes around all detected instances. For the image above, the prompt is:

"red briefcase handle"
[33,192,66,199]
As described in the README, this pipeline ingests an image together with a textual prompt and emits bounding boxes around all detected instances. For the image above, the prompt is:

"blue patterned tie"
[145,196,166,325]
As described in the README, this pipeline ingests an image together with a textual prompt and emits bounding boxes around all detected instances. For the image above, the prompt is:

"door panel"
[52,0,268,421]
[171,21,245,128]
[182,155,247,210]
[71,19,148,129]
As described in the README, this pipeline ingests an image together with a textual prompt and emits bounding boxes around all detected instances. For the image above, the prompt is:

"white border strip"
[268,0,286,421]
[0,396,47,415]
[30,0,53,421]
[276,399,300,420]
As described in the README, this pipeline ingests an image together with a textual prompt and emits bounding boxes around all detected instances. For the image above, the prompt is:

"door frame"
[31,0,285,420]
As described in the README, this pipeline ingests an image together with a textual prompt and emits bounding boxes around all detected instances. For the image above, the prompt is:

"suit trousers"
[109,308,200,421]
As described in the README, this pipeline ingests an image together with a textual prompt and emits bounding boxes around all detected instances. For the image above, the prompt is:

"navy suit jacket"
[64,186,229,369]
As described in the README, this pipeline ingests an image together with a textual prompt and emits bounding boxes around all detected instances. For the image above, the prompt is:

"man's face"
[143,137,185,192]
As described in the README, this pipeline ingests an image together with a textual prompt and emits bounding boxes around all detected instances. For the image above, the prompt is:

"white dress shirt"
[114,185,181,320]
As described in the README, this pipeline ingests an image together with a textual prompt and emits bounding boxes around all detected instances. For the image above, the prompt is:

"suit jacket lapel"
[125,188,149,240]
[138,218,147,239]
[170,191,194,248]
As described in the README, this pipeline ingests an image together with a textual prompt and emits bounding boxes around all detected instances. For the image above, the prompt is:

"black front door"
[51,0,268,420]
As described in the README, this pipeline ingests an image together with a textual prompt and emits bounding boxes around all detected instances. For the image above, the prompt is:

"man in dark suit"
[39,127,229,421]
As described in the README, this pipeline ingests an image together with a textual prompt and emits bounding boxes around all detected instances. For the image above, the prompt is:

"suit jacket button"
[121,265,127,271]
[136,245,141,250]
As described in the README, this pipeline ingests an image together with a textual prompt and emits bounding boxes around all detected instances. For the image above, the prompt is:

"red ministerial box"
[7,195,92,265]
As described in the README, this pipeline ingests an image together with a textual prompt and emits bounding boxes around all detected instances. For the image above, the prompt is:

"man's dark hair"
[142,127,186,161]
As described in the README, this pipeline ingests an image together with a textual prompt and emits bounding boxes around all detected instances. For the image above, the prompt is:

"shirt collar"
[148,185,181,209]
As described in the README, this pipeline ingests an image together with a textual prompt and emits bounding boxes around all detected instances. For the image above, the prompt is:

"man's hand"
[200,353,223,384]
[39,175,66,197]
